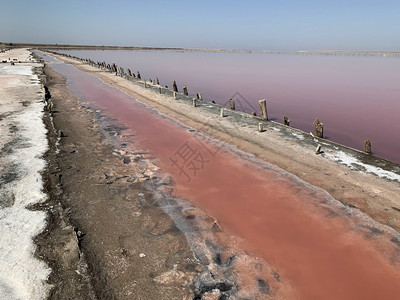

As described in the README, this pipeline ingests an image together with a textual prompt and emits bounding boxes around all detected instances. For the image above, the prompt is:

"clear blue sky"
[1,0,399,50]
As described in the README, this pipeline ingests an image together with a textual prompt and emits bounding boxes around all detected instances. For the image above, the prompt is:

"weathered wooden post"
[48,102,54,115]
[258,123,264,132]
[197,93,203,100]
[137,71,141,79]
[159,87,162,94]
[229,98,235,110]
[193,98,197,107]
[156,77,159,85]
[173,92,177,99]
[364,140,372,154]
[183,85,188,96]
[315,144,322,154]
[58,130,65,138]
[258,99,268,120]
[220,108,225,117]
[314,118,324,138]
[144,81,147,88]
[127,68,132,77]
[173,81,178,92]
[283,115,290,126]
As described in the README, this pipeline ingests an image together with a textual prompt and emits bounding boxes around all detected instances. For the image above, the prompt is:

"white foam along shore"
[0,49,51,299]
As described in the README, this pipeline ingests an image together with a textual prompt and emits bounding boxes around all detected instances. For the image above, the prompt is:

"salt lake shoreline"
[37,51,290,299]
[39,49,400,298]
[47,50,400,232]
[2,48,400,299]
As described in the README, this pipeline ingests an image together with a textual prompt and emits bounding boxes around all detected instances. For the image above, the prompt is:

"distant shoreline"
[1,42,400,55]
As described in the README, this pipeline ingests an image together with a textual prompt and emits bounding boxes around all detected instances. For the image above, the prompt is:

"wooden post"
[314,118,324,138]
[364,140,372,154]
[173,81,178,92]
[159,87,162,94]
[229,98,235,110]
[58,130,65,138]
[258,99,268,120]
[315,144,322,154]
[137,71,141,79]
[127,68,132,77]
[193,98,197,107]
[198,93,203,100]
[156,77,159,85]
[220,108,225,117]
[283,115,290,126]
[173,92,177,99]
[258,123,264,132]
[183,85,188,95]
[144,81,147,88]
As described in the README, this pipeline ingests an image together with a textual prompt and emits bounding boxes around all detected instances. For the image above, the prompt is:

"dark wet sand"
[38,64,199,299]
[44,53,400,299]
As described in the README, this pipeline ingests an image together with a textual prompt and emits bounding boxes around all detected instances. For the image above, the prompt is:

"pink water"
[58,50,400,163]
[45,55,400,299]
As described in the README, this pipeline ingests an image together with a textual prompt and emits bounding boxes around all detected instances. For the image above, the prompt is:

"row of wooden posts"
[48,50,373,156]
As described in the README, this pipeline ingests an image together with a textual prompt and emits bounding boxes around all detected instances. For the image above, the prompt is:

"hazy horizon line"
[1,42,399,54]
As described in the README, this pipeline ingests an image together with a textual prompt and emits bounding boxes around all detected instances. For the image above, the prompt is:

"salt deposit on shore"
[325,151,400,182]
[0,49,50,299]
